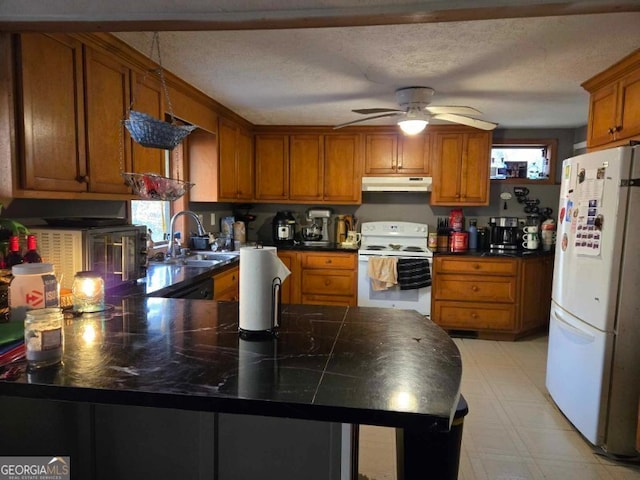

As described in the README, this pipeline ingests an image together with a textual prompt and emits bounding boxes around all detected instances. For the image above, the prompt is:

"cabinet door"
[214,266,239,301]
[218,117,239,200]
[431,130,490,206]
[255,134,288,201]
[323,134,361,203]
[84,46,132,194]
[364,133,397,174]
[236,127,254,200]
[618,68,640,141]
[587,83,619,148]
[431,133,463,204]
[399,133,431,175]
[19,33,87,192]
[289,135,323,201]
[277,251,300,304]
[130,71,165,175]
[460,132,490,204]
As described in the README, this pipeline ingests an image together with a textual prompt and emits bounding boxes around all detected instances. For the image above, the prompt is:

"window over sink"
[490,138,557,184]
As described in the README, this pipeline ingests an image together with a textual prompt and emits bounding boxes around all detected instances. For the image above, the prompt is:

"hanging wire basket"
[124,32,196,151]
[122,172,194,201]
[124,111,196,150]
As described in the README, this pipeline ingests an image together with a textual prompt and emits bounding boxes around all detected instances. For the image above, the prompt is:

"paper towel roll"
[239,246,291,333]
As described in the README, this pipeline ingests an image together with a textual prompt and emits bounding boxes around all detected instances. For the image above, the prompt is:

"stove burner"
[403,246,425,252]
[364,245,386,250]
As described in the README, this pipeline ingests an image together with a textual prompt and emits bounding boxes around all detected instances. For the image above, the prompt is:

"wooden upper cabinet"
[364,133,398,174]
[84,45,132,194]
[18,33,87,192]
[400,133,431,175]
[323,134,361,203]
[431,127,491,206]
[583,49,640,149]
[289,135,323,201]
[254,134,289,201]
[364,132,431,176]
[218,117,253,201]
[130,71,165,175]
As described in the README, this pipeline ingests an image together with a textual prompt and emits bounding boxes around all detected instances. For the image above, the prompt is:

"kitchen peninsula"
[0,298,463,480]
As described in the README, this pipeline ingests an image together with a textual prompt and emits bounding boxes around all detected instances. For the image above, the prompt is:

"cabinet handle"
[325,259,332,264]
[232,275,237,281]
[472,264,480,270]
[324,279,331,286]
[471,285,479,292]
[76,175,89,184]
[615,125,622,132]
[471,312,478,319]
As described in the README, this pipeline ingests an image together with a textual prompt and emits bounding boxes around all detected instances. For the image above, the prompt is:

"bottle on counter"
[23,234,42,263]
[468,220,478,250]
[5,235,23,268]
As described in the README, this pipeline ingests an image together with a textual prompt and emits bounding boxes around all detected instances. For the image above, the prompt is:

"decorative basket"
[124,111,197,150]
[121,172,194,201]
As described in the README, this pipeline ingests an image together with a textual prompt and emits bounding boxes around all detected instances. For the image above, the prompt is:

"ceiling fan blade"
[425,106,482,116]
[334,112,403,129]
[352,108,403,115]
[432,113,498,131]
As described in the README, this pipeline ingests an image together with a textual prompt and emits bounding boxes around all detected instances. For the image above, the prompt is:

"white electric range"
[357,221,433,316]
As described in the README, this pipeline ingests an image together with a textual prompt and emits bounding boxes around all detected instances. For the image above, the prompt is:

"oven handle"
[358,255,433,262]
[112,236,128,280]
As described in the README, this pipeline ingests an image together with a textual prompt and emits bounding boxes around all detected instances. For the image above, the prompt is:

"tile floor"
[358,334,640,480]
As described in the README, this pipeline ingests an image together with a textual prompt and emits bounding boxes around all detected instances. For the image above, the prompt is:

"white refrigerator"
[546,145,640,457]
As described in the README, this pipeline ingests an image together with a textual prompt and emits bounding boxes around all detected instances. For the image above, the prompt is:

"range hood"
[361,176,432,192]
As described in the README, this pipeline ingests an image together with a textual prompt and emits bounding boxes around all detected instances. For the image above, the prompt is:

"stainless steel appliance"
[272,211,296,245]
[546,145,640,456]
[489,216,520,250]
[29,224,148,291]
[301,208,332,246]
[357,221,432,316]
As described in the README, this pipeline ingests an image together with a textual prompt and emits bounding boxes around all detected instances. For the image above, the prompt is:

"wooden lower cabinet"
[277,250,357,306]
[213,265,239,301]
[431,254,553,340]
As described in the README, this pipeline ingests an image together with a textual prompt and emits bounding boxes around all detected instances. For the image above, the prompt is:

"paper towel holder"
[239,276,283,340]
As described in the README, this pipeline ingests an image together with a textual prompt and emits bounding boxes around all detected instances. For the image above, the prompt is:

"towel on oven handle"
[367,256,398,291]
[397,258,431,290]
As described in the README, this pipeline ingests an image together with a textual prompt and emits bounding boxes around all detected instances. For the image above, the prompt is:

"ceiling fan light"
[398,119,428,135]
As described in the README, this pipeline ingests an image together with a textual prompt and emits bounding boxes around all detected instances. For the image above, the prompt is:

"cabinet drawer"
[213,266,239,295]
[434,274,517,303]
[301,270,355,296]
[302,253,357,270]
[435,256,517,276]
[302,294,355,307]
[433,301,516,330]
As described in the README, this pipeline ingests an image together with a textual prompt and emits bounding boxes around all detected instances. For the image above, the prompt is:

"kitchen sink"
[149,251,239,268]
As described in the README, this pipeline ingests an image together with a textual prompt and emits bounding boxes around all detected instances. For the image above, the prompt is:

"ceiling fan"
[334,86,498,134]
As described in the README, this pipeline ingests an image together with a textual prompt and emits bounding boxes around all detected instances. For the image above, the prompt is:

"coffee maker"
[489,217,520,250]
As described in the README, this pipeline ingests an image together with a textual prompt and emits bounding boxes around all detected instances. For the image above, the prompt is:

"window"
[131,200,171,243]
[491,139,557,184]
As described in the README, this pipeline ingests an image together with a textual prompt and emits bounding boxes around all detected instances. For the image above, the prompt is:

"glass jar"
[72,271,105,313]
[24,307,64,369]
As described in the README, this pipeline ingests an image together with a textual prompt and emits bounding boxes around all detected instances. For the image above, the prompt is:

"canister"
[451,231,469,252]
[24,307,64,369]
[428,232,438,250]
[9,263,59,321]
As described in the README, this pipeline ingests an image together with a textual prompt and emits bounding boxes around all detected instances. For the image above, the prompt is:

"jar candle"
[72,271,105,313]
[24,307,64,369]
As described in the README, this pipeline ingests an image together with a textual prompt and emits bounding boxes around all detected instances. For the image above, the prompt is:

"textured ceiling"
[3,1,639,130]
[114,12,640,129]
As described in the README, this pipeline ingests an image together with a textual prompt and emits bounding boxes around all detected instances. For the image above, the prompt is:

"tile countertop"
[0,299,462,432]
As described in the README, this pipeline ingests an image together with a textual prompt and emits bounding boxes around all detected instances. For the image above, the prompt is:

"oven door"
[86,229,144,289]
[357,255,432,316]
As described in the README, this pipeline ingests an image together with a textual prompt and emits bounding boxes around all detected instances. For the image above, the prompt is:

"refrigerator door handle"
[552,309,596,343]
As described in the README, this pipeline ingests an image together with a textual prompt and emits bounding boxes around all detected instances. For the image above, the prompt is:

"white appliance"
[545,145,640,457]
[357,221,432,316]
[361,176,432,192]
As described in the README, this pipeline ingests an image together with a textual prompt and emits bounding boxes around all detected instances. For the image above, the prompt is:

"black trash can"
[396,394,469,480]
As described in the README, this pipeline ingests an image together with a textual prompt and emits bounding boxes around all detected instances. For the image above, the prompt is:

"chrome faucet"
[166,210,207,259]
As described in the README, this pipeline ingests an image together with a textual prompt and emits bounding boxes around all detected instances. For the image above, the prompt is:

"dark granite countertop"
[0,299,462,431]
[266,243,358,253]
[433,249,555,258]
